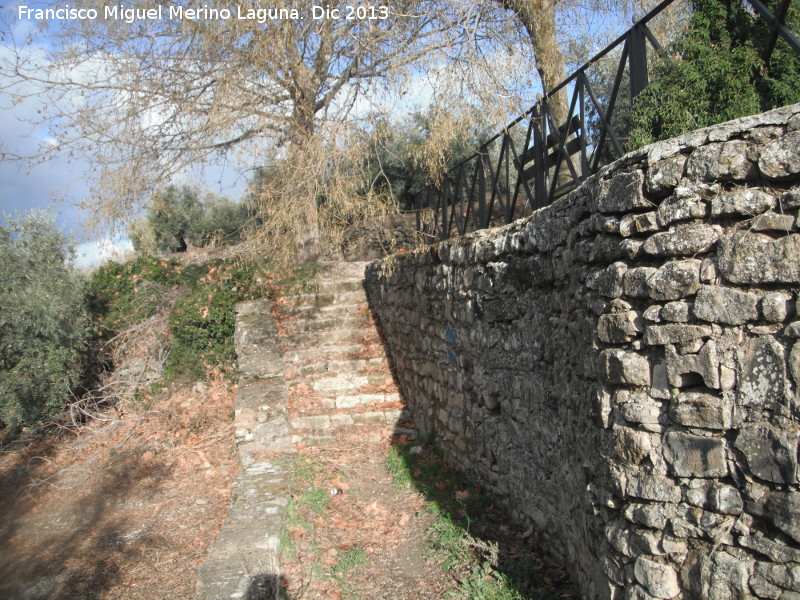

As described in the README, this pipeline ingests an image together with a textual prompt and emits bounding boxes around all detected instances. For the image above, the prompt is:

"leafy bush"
[136,185,202,253]
[628,0,800,149]
[87,255,202,337]
[131,185,253,254]
[166,263,254,379]
[0,211,91,428]
[89,255,273,380]
[186,194,251,247]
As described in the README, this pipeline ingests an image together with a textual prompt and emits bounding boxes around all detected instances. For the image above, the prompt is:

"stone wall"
[364,103,800,600]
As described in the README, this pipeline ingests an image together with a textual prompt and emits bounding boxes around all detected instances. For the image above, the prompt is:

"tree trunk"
[290,92,322,264]
[500,0,570,125]
[296,191,322,263]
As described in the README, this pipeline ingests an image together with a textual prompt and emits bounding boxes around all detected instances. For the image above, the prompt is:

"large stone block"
[665,341,720,389]
[791,342,800,386]
[601,349,651,386]
[657,191,708,227]
[669,391,734,429]
[664,431,728,478]
[761,292,790,323]
[598,311,644,343]
[613,424,652,464]
[627,474,682,503]
[624,502,680,529]
[735,423,799,484]
[710,188,776,217]
[634,557,681,599]
[760,131,800,181]
[620,211,660,237]
[619,401,662,426]
[686,140,758,182]
[645,324,713,346]
[595,262,628,298]
[763,492,800,544]
[685,551,753,600]
[693,285,759,325]
[599,170,651,213]
[625,267,658,298]
[708,484,744,515]
[643,224,719,257]
[751,562,800,597]
[647,153,688,196]
[736,337,787,410]
[717,232,800,284]
[661,301,691,323]
[648,260,702,301]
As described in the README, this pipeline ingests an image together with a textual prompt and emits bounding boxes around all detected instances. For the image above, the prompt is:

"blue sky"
[0,7,249,267]
[0,0,644,267]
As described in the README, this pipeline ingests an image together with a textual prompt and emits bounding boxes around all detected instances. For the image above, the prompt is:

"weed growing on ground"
[384,446,414,490]
[279,452,333,586]
[89,256,328,386]
[331,546,367,599]
[387,440,577,600]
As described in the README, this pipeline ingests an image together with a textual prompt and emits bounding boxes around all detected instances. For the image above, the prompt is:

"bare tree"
[1,0,653,262]
[494,0,569,121]
[3,1,512,259]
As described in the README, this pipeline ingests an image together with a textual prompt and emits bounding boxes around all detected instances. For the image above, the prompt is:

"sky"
[0,3,250,268]
[0,0,645,268]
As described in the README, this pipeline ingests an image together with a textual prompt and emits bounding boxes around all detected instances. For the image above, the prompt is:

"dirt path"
[273,263,575,600]
[0,261,575,600]
[0,379,238,600]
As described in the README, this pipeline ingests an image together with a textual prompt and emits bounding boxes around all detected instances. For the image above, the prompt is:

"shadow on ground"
[362,295,576,600]
[0,429,177,600]
[386,435,577,600]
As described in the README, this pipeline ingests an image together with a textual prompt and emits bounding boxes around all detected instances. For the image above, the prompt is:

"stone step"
[282,313,371,334]
[284,357,389,379]
[290,408,409,432]
[305,372,393,394]
[315,278,366,294]
[282,344,384,363]
[280,327,362,347]
[321,392,402,410]
[292,426,417,448]
[282,289,367,311]
[283,302,367,323]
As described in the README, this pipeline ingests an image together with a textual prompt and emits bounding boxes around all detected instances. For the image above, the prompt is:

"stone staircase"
[195,261,409,600]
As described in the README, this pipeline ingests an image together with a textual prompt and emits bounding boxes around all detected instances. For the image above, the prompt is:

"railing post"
[440,178,450,242]
[532,106,547,210]
[628,22,649,99]
[478,149,488,230]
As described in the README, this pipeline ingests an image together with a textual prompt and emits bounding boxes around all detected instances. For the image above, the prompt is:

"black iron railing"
[415,0,800,242]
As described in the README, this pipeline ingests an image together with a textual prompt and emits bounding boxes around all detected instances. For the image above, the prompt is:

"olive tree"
[0,211,91,428]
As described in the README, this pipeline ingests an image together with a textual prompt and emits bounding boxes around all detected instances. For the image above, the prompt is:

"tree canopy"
[628,0,800,148]
[0,211,90,428]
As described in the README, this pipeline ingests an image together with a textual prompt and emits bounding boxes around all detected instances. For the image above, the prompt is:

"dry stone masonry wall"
[364,104,800,600]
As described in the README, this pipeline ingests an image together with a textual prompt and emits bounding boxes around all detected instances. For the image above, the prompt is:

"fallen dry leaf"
[331,475,350,491]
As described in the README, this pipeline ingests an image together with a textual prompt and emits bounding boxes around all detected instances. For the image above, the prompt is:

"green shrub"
[0,211,91,428]
[88,255,323,383]
[131,185,252,254]
[87,255,197,337]
[166,262,266,379]
[186,194,251,247]
[628,0,800,149]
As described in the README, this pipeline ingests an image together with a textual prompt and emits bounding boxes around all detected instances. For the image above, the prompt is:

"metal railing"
[415,0,800,242]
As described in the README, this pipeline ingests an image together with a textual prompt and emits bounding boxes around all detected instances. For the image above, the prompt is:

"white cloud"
[74,236,134,270]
